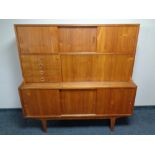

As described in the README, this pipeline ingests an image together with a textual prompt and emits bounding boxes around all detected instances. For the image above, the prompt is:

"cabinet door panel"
[97,26,139,54]
[20,89,61,116]
[92,54,134,81]
[61,90,96,114]
[110,55,134,81]
[62,55,133,82]
[59,27,97,52]
[96,89,111,114]
[96,88,136,115]
[16,26,58,53]
[21,54,61,82]
[93,55,133,81]
[61,55,94,82]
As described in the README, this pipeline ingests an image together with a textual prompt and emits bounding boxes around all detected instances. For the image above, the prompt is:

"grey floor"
[0,106,155,135]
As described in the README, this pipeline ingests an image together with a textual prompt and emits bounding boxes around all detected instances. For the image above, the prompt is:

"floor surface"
[0,107,155,135]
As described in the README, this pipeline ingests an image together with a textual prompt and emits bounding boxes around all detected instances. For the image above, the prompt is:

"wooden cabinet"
[15,24,139,132]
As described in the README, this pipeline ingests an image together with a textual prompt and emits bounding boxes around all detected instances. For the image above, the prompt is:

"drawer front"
[20,89,61,116]
[97,26,139,54]
[60,90,96,114]
[96,88,136,115]
[21,54,61,83]
[16,26,58,53]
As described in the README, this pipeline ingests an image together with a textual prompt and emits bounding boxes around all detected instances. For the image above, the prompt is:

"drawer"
[21,54,62,83]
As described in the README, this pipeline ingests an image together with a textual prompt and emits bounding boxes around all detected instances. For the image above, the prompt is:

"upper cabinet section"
[59,27,97,52]
[16,26,59,54]
[15,24,139,54]
[97,25,139,54]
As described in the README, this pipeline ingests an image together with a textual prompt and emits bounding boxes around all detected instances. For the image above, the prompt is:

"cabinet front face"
[61,90,96,114]
[21,54,61,82]
[20,89,61,116]
[97,26,139,54]
[96,88,136,115]
[59,27,97,52]
[16,26,58,53]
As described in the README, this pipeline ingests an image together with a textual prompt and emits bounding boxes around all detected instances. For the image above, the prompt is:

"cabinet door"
[61,55,94,82]
[16,26,58,53]
[96,88,136,115]
[59,27,97,52]
[61,90,96,114]
[97,26,139,54]
[110,55,134,81]
[62,54,134,82]
[93,55,134,81]
[20,89,61,116]
[21,54,61,82]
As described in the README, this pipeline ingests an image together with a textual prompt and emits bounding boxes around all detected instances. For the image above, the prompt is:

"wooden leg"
[110,117,116,130]
[41,119,47,132]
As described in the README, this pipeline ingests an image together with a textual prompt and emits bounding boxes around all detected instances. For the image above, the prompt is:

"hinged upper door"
[21,54,61,82]
[97,25,139,54]
[20,89,61,116]
[59,27,97,52]
[16,26,58,53]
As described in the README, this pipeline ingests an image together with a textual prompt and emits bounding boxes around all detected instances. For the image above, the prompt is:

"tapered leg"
[110,117,116,130]
[41,119,47,132]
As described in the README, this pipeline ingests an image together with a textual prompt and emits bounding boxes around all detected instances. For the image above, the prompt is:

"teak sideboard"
[15,24,139,132]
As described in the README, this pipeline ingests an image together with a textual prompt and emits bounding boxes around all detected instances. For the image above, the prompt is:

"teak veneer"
[15,24,140,132]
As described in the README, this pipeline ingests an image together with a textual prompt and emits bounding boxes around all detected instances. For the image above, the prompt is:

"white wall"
[0,19,155,108]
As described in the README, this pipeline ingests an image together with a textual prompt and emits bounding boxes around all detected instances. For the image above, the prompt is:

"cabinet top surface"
[14,24,140,27]
[20,81,137,89]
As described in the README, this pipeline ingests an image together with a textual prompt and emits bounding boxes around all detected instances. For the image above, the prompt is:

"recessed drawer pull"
[40,77,45,82]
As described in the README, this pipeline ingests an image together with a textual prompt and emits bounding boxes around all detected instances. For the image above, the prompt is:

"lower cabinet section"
[19,87,136,117]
